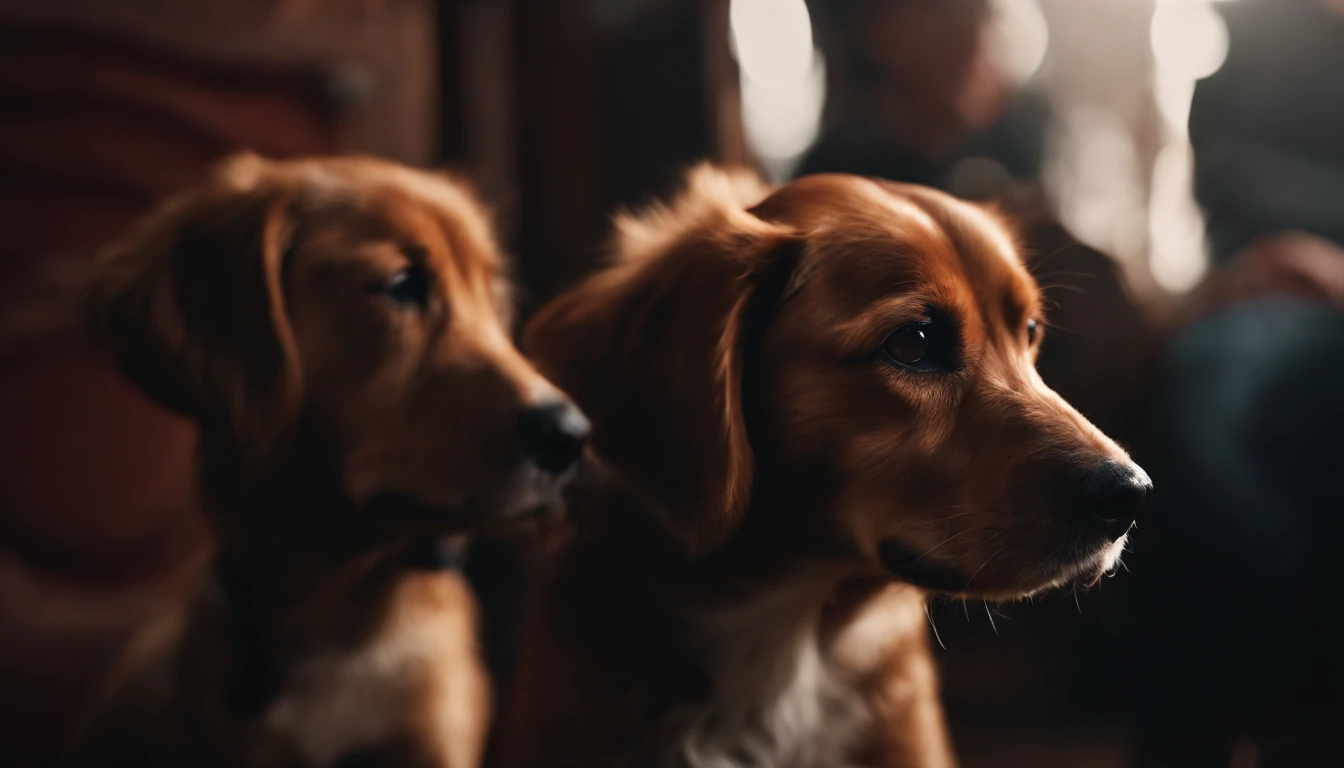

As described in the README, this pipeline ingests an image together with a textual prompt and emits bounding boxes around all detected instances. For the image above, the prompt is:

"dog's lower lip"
[877,538,971,593]
[1076,558,1117,589]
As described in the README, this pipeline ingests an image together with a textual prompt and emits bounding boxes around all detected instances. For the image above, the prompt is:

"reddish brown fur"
[76,153,574,768]
[496,167,1145,768]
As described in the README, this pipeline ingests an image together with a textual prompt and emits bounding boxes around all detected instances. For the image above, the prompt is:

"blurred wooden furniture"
[447,0,743,308]
[0,0,437,757]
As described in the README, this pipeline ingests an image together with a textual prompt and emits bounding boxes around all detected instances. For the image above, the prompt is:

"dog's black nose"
[519,401,590,475]
[1078,460,1152,540]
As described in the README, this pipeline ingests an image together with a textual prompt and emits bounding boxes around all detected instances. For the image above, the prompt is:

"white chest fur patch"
[263,621,440,766]
[672,586,875,768]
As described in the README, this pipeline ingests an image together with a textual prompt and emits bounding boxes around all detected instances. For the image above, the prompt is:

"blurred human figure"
[1137,2,1344,766]
[801,0,1048,195]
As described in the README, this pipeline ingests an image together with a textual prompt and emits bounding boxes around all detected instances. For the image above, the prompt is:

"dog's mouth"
[365,462,577,537]
[493,460,574,529]
[876,538,980,593]
[1049,533,1129,591]
[877,531,1130,599]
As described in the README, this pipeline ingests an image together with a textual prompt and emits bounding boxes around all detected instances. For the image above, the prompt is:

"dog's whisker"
[902,509,990,531]
[924,602,947,651]
[964,544,1012,591]
[946,530,1010,570]
[913,526,1001,561]
[1034,283,1089,296]
[1032,268,1098,282]
[1026,243,1080,273]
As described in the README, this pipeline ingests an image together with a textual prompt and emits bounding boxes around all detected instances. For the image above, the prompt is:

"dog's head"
[90,153,587,535]
[526,167,1147,598]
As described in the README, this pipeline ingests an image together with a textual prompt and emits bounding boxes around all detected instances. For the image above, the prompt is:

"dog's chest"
[263,624,439,766]
[671,599,875,768]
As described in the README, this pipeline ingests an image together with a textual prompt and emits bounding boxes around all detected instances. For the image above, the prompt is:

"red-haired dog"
[495,167,1149,768]
[75,154,588,768]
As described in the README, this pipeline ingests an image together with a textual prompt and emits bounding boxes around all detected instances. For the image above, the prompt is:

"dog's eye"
[1027,318,1039,344]
[884,322,934,366]
[381,265,431,310]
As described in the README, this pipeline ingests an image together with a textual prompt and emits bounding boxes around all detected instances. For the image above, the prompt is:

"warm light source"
[730,0,814,87]
[730,0,826,181]
[1150,0,1229,134]
[1145,0,1229,292]
[1149,142,1208,292]
[988,0,1050,84]
[1050,106,1147,266]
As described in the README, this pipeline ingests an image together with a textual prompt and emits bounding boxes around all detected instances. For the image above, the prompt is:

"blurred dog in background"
[74,153,588,768]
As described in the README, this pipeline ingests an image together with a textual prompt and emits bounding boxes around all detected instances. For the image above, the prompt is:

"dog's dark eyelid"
[402,242,430,264]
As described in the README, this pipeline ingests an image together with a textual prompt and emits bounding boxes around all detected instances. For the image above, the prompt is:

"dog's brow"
[1001,291,1029,330]
[402,241,430,265]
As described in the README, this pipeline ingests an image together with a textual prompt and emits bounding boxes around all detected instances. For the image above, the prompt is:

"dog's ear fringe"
[526,163,793,559]
[87,151,303,474]
[611,163,775,266]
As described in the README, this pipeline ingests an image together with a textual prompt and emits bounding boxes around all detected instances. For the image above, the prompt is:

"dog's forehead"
[882,184,1035,304]
[776,177,1037,320]
[286,159,502,273]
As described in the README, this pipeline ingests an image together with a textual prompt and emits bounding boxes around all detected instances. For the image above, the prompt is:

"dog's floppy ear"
[87,152,302,468]
[525,165,791,556]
